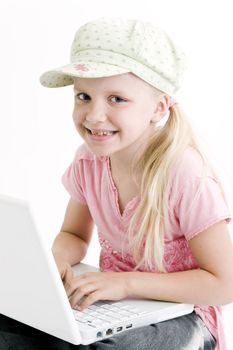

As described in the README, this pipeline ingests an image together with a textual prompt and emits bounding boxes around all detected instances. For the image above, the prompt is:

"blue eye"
[76,93,90,101]
[110,96,126,103]
[75,93,126,104]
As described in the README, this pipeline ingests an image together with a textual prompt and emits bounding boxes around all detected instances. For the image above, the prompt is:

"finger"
[69,283,97,308]
[66,272,95,297]
[63,266,74,294]
[78,291,101,310]
[65,277,85,298]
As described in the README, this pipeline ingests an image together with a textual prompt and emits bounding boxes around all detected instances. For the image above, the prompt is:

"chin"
[85,144,112,158]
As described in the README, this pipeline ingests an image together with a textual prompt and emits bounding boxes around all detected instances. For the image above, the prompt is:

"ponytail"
[128,104,202,272]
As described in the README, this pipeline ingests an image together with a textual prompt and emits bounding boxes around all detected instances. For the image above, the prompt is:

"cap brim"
[40,62,130,88]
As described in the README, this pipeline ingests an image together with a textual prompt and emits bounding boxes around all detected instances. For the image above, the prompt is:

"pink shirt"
[62,143,231,350]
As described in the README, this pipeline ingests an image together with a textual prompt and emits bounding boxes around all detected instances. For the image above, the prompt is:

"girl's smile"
[72,73,169,161]
[84,126,118,142]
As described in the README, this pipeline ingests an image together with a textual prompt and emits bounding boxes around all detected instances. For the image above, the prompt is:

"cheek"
[72,111,83,135]
[72,107,82,125]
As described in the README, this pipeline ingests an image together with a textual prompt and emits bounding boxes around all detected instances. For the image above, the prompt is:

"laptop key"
[87,323,97,328]
[104,311,122,319]
[98,314,113,322]
[102,304,114,310]
[106,306,122,312]
[75,318,88,323]
[87,311,99,317]
[88,305,100,311]
[118,310,133,317]
[112,302,124,306]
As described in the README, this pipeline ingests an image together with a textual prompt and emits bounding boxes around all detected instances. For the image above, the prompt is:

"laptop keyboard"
[73,301,147,328]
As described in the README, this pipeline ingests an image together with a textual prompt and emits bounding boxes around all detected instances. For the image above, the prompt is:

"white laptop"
[0,194,193,345]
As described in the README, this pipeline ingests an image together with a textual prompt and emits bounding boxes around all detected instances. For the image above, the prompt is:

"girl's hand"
[53,253,74,291]
[66,272,130,310]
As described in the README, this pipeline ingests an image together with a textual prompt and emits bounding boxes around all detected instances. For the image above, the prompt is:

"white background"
[0,0,232,347]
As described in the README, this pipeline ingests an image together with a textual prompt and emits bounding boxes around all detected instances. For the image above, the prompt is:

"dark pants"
[0,312,216,350]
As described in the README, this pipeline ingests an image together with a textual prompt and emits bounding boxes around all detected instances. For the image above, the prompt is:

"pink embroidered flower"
[98,233,199,274]
[74,64,89,72]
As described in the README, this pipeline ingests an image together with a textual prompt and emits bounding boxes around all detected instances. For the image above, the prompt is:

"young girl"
[1,17,233,350]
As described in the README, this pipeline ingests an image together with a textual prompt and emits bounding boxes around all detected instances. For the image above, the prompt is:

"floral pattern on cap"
[40,17,187,95]
[74,64,89,72]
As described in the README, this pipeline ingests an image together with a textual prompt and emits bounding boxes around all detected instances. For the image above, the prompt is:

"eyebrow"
[73,87,129,96]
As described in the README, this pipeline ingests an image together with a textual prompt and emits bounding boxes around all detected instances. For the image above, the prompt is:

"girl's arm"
[67,220,233,309]
[52,197,94,265]
[127,220,233,305]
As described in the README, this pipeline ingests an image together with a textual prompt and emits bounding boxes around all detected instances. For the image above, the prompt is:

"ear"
[151,95,170,123]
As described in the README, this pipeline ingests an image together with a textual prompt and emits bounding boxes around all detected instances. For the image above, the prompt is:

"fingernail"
[74,304,82,311]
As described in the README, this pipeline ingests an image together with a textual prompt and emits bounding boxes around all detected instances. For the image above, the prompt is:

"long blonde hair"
[128,103,210,272]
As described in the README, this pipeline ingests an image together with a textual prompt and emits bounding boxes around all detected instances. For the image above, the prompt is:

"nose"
[85,101,107,123]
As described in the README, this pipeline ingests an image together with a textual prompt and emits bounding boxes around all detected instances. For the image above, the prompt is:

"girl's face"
[72,73,169,161]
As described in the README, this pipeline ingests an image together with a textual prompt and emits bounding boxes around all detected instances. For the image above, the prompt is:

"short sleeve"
[62,152,87,204]
[175,175,231,240]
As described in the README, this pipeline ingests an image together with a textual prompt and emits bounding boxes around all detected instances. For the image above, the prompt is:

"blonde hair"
[128,103,215,272]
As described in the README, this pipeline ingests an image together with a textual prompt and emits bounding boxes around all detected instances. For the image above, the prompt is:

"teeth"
[91,130,115,136]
